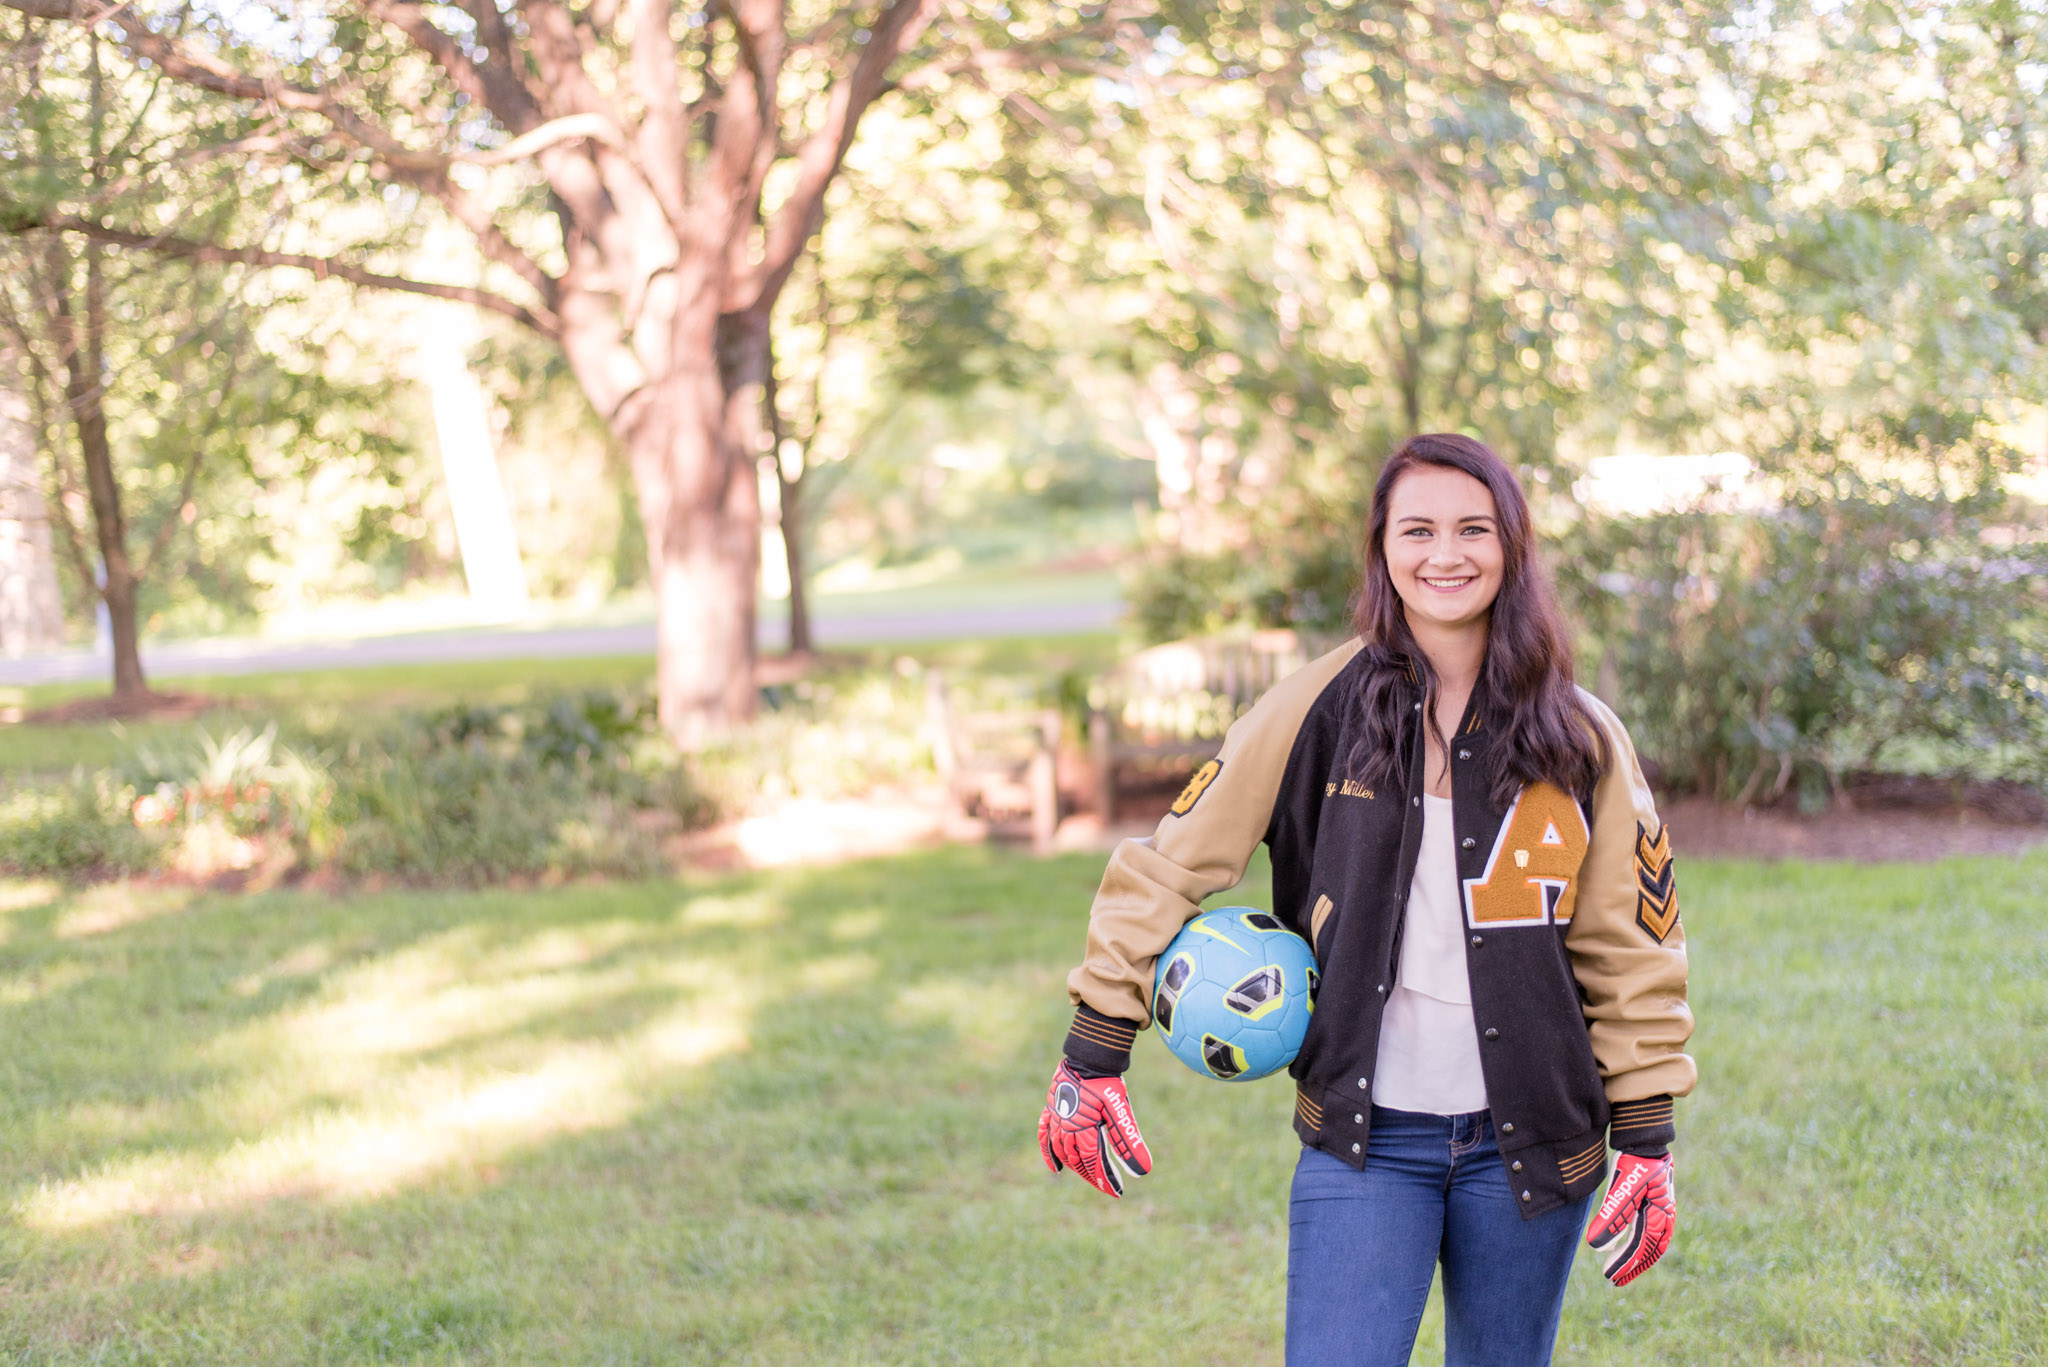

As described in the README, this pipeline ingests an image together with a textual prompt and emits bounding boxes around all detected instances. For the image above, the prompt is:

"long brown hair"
[1345,433,1604,807]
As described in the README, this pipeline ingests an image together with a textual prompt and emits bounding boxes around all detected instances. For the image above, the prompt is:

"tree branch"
[628,0,690,218]
[356,0,546,134]
[374,161,562,309]
[5,0,335,111]
[890,23,1134,94]
[703,0,788,239]
[13,0,609,292]
[516,0,620,123]
[734,0,943,313]
[3,211,560,336]
[465,113,633,164]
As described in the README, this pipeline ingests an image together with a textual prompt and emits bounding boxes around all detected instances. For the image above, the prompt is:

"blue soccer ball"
[1152,907,1318,1082]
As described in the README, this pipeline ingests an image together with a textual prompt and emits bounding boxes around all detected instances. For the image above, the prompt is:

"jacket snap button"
[1352,1143,1362,1154]
[1461,836,1476,849]
[1500,1122,1514,1136]
[1520,1190,1532,1202]
[1376,983,1386,994]
[1484,1028,1499,1041]
[1358,1077,1369,1089]
[1470,935,1483,947]
[1458,749,1471,760]
[1413,701,1422,710]
[1412,796,1421,807]
[1354,1114,1364,1124]
[1511,1160,1523,1173]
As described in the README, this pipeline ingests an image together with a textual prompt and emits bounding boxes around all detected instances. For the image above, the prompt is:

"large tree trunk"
[613,303,769,749]
[53,238,147,701]
[7,0,948,743]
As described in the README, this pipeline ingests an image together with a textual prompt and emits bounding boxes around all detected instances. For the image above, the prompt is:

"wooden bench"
[924,672,1062,852]
[1088,628,1336,822]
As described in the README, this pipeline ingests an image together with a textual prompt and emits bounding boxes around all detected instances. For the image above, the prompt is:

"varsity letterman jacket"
[1061,637,1695,1220]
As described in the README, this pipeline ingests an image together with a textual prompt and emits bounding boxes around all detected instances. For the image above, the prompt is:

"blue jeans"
[1286,1106,1595,1367]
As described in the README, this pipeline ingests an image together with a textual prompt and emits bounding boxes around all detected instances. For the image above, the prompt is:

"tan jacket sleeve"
[1566,687,1697,1112]
[1065,639,1363,1033]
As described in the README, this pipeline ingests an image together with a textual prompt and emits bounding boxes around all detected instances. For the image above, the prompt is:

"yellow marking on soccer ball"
[1225,965,1286,1021]
[1201,1033,1249,1079]
[1191,920,1248,954]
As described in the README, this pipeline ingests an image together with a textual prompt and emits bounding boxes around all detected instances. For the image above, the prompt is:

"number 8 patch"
[1171,759,1222,816]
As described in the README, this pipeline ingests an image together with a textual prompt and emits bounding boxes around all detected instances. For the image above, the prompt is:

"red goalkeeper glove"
[1037,1060,1153,1198]
[1585,1151,1676,1286]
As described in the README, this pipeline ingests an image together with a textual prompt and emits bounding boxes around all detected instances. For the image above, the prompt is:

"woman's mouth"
[1421,575,1473,592]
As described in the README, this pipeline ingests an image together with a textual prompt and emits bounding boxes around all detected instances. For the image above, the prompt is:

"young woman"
[1037,434,1694,1366]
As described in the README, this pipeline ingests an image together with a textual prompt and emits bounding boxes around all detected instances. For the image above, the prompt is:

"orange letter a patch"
[1635,820,1679,942]
[1171,759,1222,816]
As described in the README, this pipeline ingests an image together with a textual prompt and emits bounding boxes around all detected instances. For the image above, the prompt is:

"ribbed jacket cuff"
[1063,1004,1139,1076]
[1608,1094,1676,1155]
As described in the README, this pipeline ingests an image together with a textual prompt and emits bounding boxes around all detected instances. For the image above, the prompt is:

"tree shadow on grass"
[4,846,1286,1365]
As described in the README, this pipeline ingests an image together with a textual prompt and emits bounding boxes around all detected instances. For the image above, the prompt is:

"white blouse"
[1371,793,1489,1114]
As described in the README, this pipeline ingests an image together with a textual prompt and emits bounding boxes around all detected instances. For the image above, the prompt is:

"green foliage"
[0,17,437,640]
[0,770,162,875]
[323,691,705,883]
[1127,527,1361,643]
[692,667,942,814]
[0,690,711,883]
[1560,464,2048,805]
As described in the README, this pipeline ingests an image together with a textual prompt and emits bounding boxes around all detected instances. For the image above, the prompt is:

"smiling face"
[1381,464,1506,641]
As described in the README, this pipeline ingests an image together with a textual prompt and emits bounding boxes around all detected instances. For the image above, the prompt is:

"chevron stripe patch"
[1634,820,1679,943]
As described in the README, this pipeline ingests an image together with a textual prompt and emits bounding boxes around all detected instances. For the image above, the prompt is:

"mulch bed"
[1661,795,2048,863]
[23,691,224,725]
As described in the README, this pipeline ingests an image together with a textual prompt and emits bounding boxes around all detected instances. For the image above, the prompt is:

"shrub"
[1118,456,2045,810]
[0,772,163,876]
[1127,533,1360,643]
[322,689,708,882]
[1556,471,2048,806]
[0,688,713,884]
[692,668,938,814]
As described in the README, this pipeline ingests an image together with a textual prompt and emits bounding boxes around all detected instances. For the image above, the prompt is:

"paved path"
[0,599,1123,686]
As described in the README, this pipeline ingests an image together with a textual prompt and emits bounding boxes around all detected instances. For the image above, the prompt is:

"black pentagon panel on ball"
[1155,952,1194,1034]
[1239,911,1284,933]
[1224,965,1285,1020]
[1306,966,1321,1004]
[1201,1033,1247,1079]
[1163,955,1194,992]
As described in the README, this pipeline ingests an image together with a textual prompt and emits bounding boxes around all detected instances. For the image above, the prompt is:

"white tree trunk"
[0,363,65,657]
[422,310,531,623]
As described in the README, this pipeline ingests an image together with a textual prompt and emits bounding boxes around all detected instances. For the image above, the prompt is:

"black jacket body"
[1063,639,1694,1220]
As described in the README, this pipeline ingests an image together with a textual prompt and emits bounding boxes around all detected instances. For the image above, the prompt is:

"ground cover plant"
[0,845,2041,1364]
[0,635,1122,885]
[0,688,706,884]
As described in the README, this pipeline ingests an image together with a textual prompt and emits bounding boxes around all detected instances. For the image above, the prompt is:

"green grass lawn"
[2,847,2043,1365]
